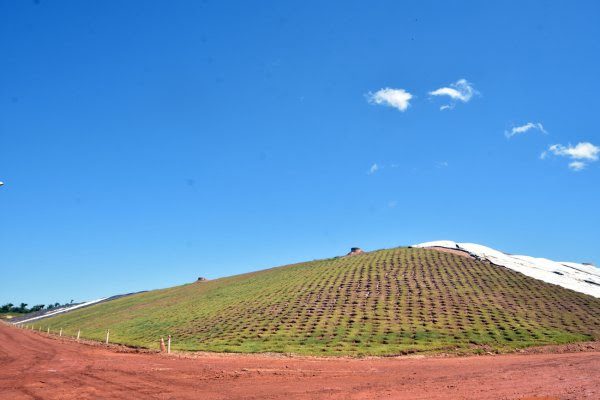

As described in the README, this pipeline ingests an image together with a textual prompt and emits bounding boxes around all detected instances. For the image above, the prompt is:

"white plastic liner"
[412,240,600,298]
[14,298,108,325]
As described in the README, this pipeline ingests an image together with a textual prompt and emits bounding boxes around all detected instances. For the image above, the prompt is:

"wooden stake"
[105,329,110,345]
[167,335,171,354]
[59,328,62,337]
[160,337,166,352]
[77,329,81,341]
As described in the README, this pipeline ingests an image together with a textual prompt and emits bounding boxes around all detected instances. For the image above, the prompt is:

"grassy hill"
[0,312,22,321]
[35,247,600,356]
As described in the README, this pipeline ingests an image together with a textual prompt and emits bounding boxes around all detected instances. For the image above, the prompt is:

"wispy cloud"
[368,163,379,174]
[367,88,412,112]
[505,122,547,138]
[543,142,599,171]
[429,79,477,110]
[569,161,586,171]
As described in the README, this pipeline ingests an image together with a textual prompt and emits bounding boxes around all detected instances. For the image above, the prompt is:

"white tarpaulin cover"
[412,240,600,298]
[14,298,108,325]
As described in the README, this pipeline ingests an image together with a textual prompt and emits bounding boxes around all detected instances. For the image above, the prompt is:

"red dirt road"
[0,324,598,400]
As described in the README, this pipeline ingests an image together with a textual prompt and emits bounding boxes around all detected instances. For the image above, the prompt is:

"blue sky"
[1,1,599,305]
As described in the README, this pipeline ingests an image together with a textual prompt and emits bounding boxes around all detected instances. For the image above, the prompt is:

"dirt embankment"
[0,324,598,400]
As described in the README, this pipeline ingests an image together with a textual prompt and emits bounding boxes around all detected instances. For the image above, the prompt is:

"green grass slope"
[37,247,600,356]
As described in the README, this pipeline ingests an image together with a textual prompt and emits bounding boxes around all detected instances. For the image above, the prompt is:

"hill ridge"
[413,241,600,297]
[35,246,600,356]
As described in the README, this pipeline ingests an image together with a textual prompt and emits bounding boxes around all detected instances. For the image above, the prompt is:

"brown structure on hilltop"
[346,247,364,256]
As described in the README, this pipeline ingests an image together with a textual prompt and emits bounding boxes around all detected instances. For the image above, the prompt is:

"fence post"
[77,329,80,341]
[105,329,110,345]
[59,328,62,337]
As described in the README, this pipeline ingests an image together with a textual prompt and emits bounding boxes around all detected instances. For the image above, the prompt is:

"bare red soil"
[1,324,598,400]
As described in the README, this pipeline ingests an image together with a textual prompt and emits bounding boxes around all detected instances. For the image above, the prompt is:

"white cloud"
[367,88,412,112]
[429,79,477,109]
[368,163,379,174]
[548,142,599,161]
[505,122,547,138]
[544,142,599,171]
[569,161,586,171]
